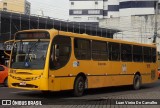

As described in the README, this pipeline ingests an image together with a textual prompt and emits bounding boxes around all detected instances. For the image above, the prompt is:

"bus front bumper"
[8,75,48,91]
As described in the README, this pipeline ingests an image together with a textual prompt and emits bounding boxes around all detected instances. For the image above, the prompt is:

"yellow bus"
[7,29,158,96]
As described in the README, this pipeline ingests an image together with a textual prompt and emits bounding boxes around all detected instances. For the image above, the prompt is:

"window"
[74,38,91,60]
[0,66,4,71]
[50,36,71,69]
[3,2,7,6]
[92,41,108,61]
[88,10,100,14]
[71,2,74,5]
[152,48,156,63]
[3,8,7,11]
[143,47,151,62]
[108,42,120,61]
[73,10,82,14]
[121,44,132,61]
[88,17,97,20]
[158,4,160,14]
[25,3,30,15]
[73,17,81,20]
[133,45,143,62]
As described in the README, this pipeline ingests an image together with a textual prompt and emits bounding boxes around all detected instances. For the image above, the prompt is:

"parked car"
[158,68,160,79]
[0,65,8,86]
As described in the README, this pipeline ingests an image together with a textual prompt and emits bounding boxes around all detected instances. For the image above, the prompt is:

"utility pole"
[153,0,159,43]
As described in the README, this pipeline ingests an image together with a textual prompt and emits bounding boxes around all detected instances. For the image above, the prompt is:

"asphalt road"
[0,79,160,107]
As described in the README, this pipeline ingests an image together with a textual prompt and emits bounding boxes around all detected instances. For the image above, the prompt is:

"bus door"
[48,35,72,91]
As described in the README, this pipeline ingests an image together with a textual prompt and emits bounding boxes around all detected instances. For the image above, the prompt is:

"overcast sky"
[27,0,69,20]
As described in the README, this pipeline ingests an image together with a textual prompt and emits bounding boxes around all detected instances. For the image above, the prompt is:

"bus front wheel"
[133,74,141,90]
[74,76,85,97]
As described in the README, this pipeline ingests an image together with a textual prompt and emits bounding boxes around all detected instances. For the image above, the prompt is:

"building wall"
[104,0,119,18]
[69,0,104,22]
[69,0,158,22]
[119,0,155,17]
[99,15,160,51]
[0,0,30,14]
[24,0,31,15]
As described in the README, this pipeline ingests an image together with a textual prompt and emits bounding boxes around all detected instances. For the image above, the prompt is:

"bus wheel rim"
[135,77,140,88]
[78,81,84,92]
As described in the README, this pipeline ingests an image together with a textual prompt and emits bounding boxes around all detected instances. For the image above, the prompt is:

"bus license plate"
[20,81,26,86]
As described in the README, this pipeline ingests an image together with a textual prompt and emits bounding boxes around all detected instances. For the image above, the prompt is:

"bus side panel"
[113,75,134,86]
[40,77,49,90]
[141,75,151,84]
[60,77,75,90]
[87,76,114,88]
[142,63,158,84]
[48,77,61,91]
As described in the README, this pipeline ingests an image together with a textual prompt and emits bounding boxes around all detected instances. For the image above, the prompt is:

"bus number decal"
[122,64,127,73]
[73,61,79,67]
[98,63,106,66]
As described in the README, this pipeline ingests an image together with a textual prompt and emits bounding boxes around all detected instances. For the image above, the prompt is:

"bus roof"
[55,29,156,48]
[16,29,156,48]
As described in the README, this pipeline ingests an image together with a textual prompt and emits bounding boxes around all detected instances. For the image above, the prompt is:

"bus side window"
[92,40,108,61]
[50,36,71,69]
[143,47,151,62]
[108,42,120,61]
[74,38,91,60]
[50,44,60,68]
[152,48,156,63]
[133,45,143,62]
[55,45,60,60]
[121,44,132,62]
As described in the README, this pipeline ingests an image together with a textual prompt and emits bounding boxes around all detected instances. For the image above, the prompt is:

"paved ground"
[0,80,160,108]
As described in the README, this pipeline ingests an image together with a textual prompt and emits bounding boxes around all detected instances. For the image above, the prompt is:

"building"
[0,0,30,15]
[69,0,160,51]
[105,0,157,18]
[69,0,158,23]
[69,0,104,25]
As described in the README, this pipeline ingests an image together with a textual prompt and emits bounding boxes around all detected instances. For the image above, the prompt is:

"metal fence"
[0,10,120,43]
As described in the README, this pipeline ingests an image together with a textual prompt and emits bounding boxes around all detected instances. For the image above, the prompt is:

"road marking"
[10,91,31,94]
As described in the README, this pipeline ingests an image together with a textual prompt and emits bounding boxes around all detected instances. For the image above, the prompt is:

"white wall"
[70,1,103,9]
[99,15,160,51]
[70,15,103,22]
[69,0,103,22]
[120,8,155,17]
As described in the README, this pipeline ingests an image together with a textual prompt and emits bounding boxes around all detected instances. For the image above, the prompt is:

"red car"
[0,65,8,86]
[158,68,160,79]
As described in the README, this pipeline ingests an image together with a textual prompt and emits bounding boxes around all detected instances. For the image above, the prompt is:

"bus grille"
[12,83,38,88]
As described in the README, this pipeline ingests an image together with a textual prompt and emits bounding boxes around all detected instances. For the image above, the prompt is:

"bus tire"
[4,78,8,87]
[74,76,85,97]
[41,90,51,94]
[133,75,141,90]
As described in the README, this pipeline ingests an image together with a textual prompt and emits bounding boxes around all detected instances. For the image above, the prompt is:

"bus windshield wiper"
[25,39,40,62]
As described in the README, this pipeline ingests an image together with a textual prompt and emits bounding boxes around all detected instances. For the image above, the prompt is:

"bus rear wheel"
[74,76,85,97]
[133,75,141,90]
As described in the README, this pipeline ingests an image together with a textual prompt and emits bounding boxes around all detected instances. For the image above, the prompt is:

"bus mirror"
[3,40,14,56]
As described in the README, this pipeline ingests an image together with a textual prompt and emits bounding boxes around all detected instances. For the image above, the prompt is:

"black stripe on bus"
[54,73,150,78]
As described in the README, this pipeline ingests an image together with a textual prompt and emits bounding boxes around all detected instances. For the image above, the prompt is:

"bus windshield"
[11,40,49,69]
